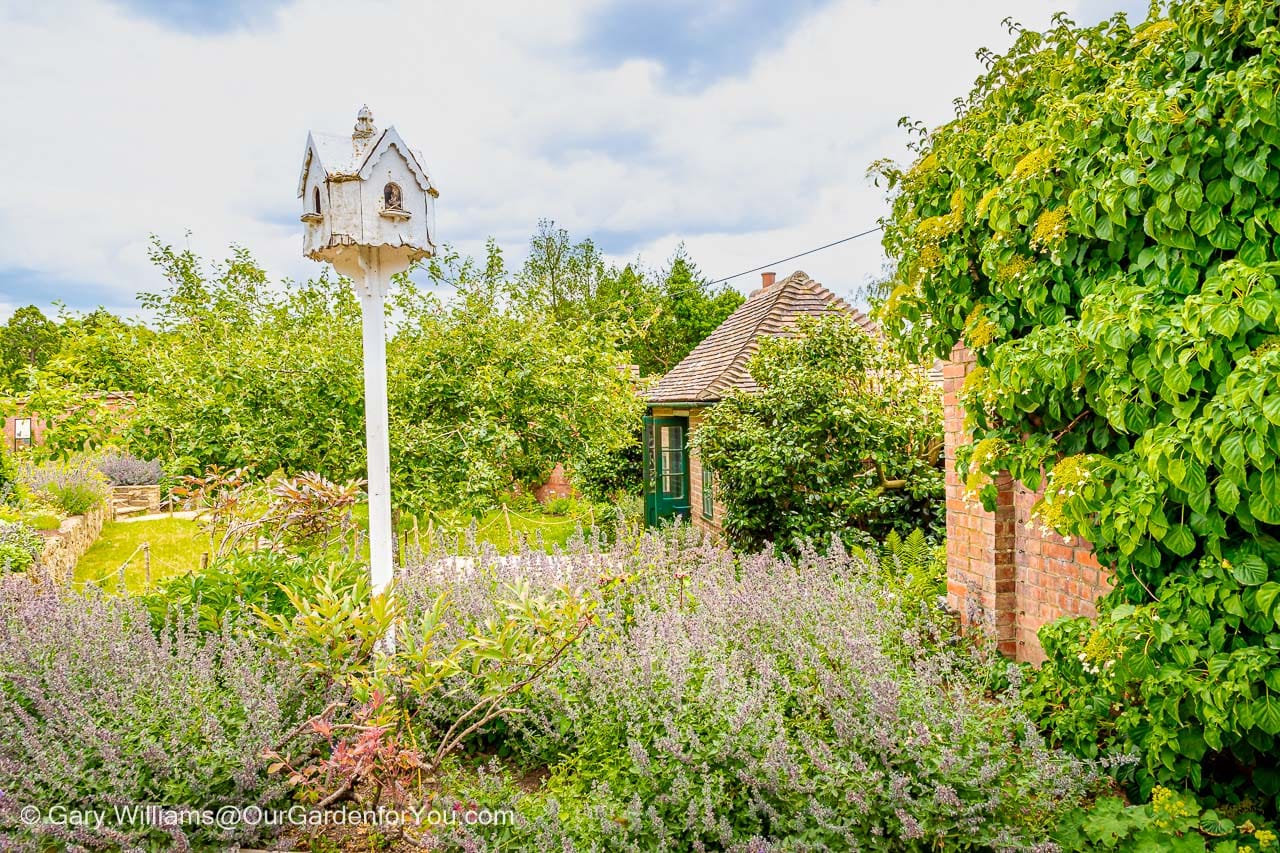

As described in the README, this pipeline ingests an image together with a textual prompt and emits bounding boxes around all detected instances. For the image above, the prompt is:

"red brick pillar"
[943,343,1017,657]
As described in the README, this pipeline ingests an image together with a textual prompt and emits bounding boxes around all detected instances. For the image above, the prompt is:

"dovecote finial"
[353,105,376,139]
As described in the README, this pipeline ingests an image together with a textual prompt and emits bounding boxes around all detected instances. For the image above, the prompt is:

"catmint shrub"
[402,525,1106,851]
[97,451,164,486]
[17,457,109,517]
[0,579,338,849]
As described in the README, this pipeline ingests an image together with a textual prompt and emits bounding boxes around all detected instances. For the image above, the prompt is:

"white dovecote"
[297,105,438,272]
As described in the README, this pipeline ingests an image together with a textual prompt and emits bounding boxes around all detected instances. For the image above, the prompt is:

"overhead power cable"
[706,225,883,286]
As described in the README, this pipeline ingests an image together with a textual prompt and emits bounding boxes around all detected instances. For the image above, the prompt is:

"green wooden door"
[644,415,690,525]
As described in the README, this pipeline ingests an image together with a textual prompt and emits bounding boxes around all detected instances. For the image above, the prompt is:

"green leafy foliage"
[1053,789,1278,853]
[16,456,108,517]
[0,521,43,573]
[141,552,364,632]
[1027,555,1280,809]
[875,527,947,611]
[695,314,944,551]
[511,221,743,377]
[875,0,1280,806]
[390,245,641,512]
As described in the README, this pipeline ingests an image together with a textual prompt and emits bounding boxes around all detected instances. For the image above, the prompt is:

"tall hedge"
[876,1,1280,807]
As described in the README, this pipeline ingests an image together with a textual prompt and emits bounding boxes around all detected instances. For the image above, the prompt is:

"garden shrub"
[0,448,20,507]
[568,419,643,501]
[696,314,944,553]
[140,551,364,632]
[17,456,108,517]
[96,449,163,486]
[402,526,1105,850]
[0,521,43,573]
[1053,788,1277,852]
[1026,555,1280,808]
[0,578,337,849]
[875,0,1280,809]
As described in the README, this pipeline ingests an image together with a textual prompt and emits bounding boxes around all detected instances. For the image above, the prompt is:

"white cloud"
[0,0,1131,316]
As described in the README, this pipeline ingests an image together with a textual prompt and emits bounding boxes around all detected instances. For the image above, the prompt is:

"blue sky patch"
[109,0,294,34]
[575,0,833,89]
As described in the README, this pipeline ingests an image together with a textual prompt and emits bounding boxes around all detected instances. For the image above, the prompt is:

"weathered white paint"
[299,107,439,646]
[298,106,437,265]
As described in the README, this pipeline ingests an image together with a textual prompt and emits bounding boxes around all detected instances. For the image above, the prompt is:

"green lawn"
[356,503,595,554]
[75,517,207,594]
[74,502,596,595]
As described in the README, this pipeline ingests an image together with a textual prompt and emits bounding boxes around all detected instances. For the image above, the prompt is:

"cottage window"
[312,186,322,215]
[660,425,684,499]
[701,465,714,519]
[13,417,32,449]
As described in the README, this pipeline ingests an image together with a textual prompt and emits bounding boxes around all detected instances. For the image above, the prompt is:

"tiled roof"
[646,271,876,404]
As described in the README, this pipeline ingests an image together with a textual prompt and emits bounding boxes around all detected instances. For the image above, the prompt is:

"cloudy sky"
[0,0,1148,319]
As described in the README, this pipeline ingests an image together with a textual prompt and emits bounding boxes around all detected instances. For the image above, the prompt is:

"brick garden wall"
[944,343,1111,662]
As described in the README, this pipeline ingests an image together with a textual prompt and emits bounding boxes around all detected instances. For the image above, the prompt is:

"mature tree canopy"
[26,235,642,513]
[512,221,743,376]
[0,306,62,389]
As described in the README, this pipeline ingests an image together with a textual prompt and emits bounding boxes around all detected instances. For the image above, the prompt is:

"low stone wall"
[111,484,161,519]
[38,504,105,582]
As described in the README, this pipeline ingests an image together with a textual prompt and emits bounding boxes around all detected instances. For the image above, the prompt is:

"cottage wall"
[944,343,1111,662]
[687,410,727,537]
[3,415,49,451]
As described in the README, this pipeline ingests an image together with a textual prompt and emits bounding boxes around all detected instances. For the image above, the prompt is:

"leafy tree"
[0,306,62,389]
[123,241,368,480]
[42,308,155,392]
[391,243,641,512]
[513,219,615,325]
[629,249,744,376]
[875,1,1280,806]
[695,314,943,552]
[511,222,742,376]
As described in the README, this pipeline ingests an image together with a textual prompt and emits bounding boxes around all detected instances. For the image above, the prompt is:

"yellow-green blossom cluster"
[1011,146,1055,180]
[1034,454,1097,535]
[975,185,1001,219]
[884,283,917,317]
[1031,208,1069,251]
[1077,629,1122,676]
[1254,335,1280,356]
[910,152,939,176]
[1150,786,1199,830]
[963,436,1007,497]
[910,245,943,285]
[916,188,966,242]
[963,305,999,348]
[1131,19,1176,46]
[997,254,1036,284]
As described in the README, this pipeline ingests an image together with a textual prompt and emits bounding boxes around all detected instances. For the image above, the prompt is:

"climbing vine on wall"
[875,1,1280,807]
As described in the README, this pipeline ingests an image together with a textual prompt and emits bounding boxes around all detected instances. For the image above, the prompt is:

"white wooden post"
[356,247,394,599]
[298,106,438,654]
